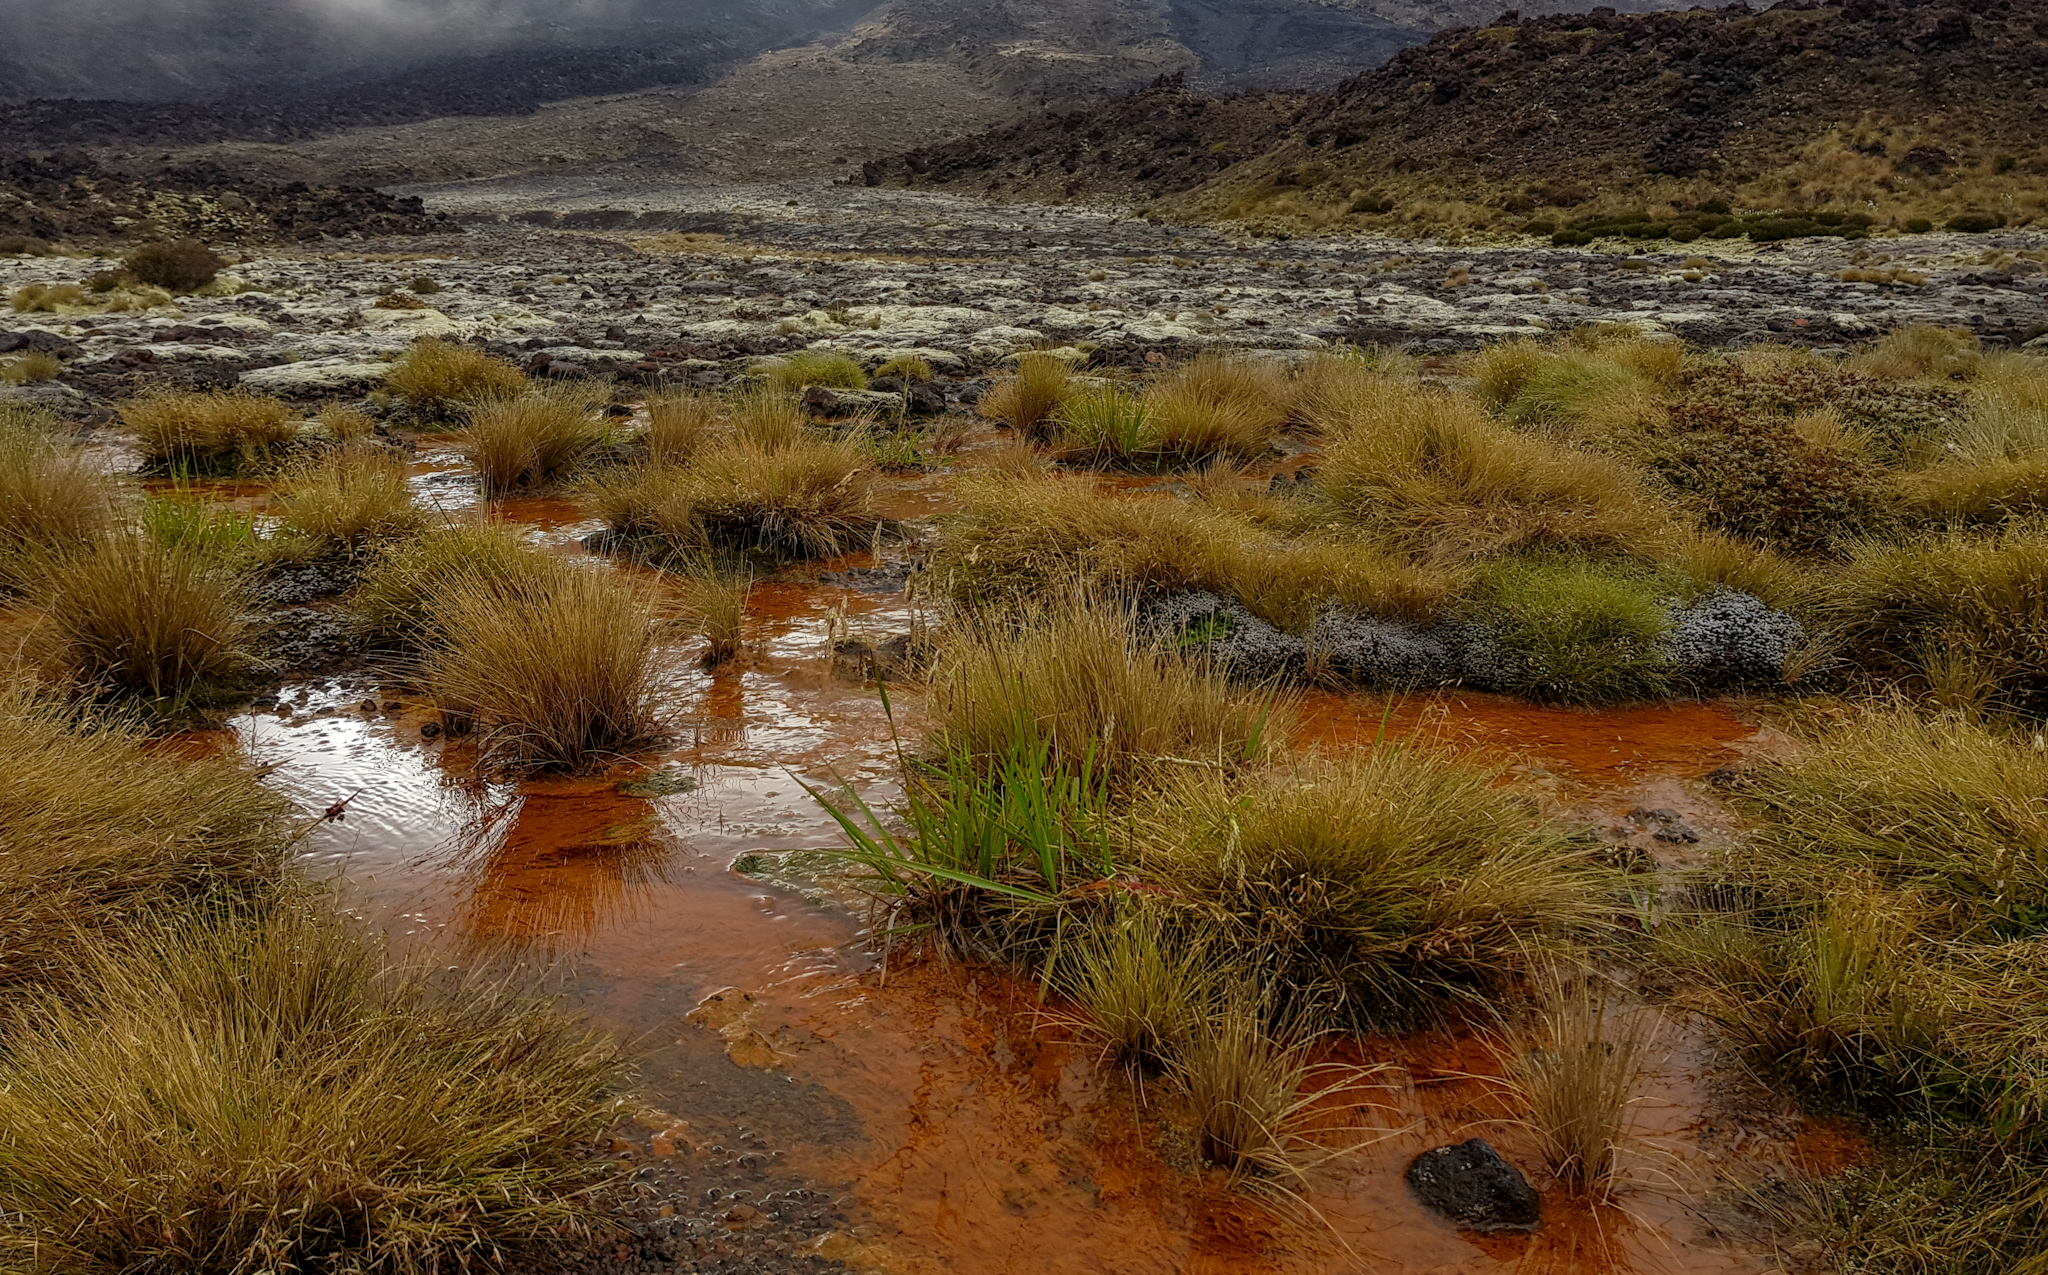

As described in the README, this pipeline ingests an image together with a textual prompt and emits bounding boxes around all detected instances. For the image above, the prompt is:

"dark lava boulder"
[1406,1138,1541,1233]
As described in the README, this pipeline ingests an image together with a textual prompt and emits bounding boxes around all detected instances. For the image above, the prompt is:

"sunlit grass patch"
[0,902,625,1275]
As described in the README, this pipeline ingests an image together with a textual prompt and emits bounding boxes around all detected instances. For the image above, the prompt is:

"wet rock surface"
[1406,1137,1542,1233]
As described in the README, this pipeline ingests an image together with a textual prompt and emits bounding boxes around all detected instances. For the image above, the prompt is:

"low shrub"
[35,533,254,701]
[0,235,51,255]
[1139,748,1601,1022]
[123,239,225,293]
[0,902,625,1274]
[120,389,298,475]
[424,566,668,770]
[0,682,291,1000]
[271,449,427,554]
[1461,560,1674,705]
[385,339,525,413]
[459,389,612,496]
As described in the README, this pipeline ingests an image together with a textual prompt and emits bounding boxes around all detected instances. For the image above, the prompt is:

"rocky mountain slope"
[865,0,2048,234]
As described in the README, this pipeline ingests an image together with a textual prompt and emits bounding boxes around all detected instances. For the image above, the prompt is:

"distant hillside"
[866,0,2048,235]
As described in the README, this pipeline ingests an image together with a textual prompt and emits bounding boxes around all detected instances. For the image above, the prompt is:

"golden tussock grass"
[0,901,625,1275]
[930,597,1288,789]
[459,388,613,496]
[1057,908,1213,1066]
[643,389,720,465]
[0,410,118,587]
[1847,324,1982,383]
[1312,382,1668,565]
[1504,976,1654,1195]
[674,560,751,664]
[424,565,669,771]
[121,389,298,473]
[937,473,1454,630]
[979,351,1074,437]
[759,350,867,392]
[0,350,61,384]
[384,338,526,409]
[271,448,426,554]
[594,429,874,560]
[352,523,563,649]
[315,401,378,443]
[34,533,254,700]
[1138,351,1292,461]
[0,681,291,999]
[1139,749,1602,1021]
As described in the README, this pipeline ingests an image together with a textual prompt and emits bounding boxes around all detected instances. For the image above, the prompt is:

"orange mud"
[1296,690,1758,785]
[175,449,1843,1275]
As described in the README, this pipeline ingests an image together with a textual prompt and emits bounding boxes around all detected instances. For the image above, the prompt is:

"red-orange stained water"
[1295,689,1756,782]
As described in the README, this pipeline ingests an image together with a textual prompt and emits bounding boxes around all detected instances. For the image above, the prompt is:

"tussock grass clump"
[424,566,668,770]
[1909,453,2048,522]
[0,350,61,384]
[1059,909,1212,1066]
[9,283,86,313]
[595,429,874,560]
[0,903,625,1275]
[979,351,1074,436]
[1741,706,2048,930]
[1312,383,1667,565]
[315,401,377,444]
[1137,351,1290,464]
[271,449,425,555]
[0,411,117,586]
[1849,324,1981,383]
[1470,338,1550,411]
[1140,749,1600,1022]
[939,475,1452,630]
[727,385,809,449]
[1506,979,1653,1194]
[1955,352,2048,460]
[1462,560,1674,705]
[875,353,934,382]
[385,338,526,413]
[35,533,254,700]
[459,389,612,496]
[1827,525,2048,707]
[761,350,867,392]
[933,599,1286,789]
[121,389,298,474]
[676,560,751,664]
[0,682,290,998]
[643,389,719,465]
[353,523,562,649]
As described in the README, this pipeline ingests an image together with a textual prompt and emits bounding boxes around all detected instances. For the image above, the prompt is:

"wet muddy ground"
[131,434,1860,1275]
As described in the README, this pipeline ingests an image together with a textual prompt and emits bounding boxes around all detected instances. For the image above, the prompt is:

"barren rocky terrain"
[6,178,2043,424]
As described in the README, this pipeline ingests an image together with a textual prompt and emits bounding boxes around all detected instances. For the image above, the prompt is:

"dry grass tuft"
[1139,351,1291,462]
[1140,749,1601,1021]
[424,566,669,770]
[121,390,298,474]
[316,401,378,443]
[0,681,290,999]
[595,430,874,560]
[1505,977,1654,1195]
[875,354,934,382]
[938,474,1452,630]
[761,350,867,392]
[643,389,719,465]
[0,350,62,384]
[385,338,526,411]
[271,449,426,554]
[0,901,625,1275]
[931,597,1288,788]
[675,559,751,664]
[0,411,118,587]
[980,351,1074,437]
[1059,908,1212,1066]
[1849,324,1981,383]
[459,389,613,496]
[35,533,254,700]
[1312,382,1667,565]
[352,523,562,649]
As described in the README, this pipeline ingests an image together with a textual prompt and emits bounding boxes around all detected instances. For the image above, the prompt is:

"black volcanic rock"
[1406,1138,1542,1232]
